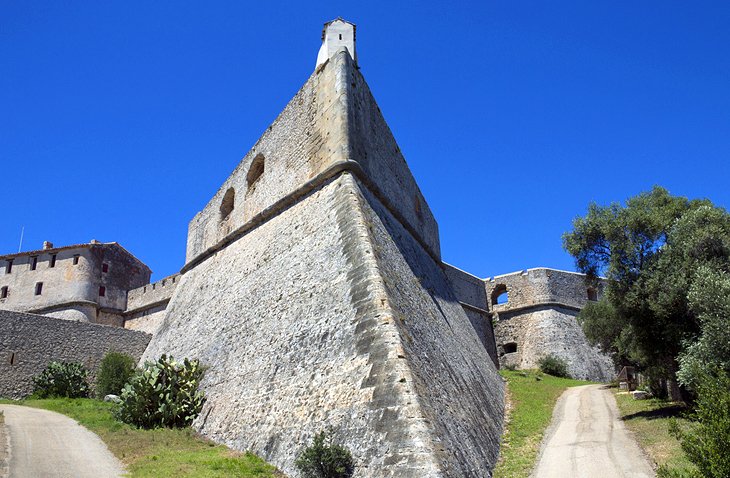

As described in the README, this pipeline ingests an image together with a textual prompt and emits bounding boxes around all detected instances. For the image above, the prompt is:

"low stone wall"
[0,310,151,399]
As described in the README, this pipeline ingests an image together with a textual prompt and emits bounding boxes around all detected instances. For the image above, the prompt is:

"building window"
[246,154,265,190]
[99,286,106,297]
[35,282,43,295]
[49,254,57,268]
[6,260,13,274]
[30,256,38,271]
[102,263,109,273]
[491,284,509,305]
[503,342,518,354]
[0,286,7,299]
[73,255,80,265]
[587,288,598,301]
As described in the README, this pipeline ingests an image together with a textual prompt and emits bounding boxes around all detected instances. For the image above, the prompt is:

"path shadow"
[621,404,686,421]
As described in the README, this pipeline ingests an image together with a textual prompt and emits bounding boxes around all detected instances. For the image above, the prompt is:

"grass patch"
[614,392,698,476]
[493,369,592,478]
[0,398,280,478]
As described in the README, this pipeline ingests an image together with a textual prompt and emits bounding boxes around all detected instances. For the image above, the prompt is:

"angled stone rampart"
[144,42,503,477]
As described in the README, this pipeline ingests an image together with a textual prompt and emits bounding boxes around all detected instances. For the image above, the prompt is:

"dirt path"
[0,404,125,478]
[532,384,655,478]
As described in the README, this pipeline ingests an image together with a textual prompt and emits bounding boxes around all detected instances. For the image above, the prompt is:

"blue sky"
[2,2,729,281]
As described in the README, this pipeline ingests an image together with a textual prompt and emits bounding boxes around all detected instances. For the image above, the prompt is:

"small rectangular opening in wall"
[35,282,43,295]
[6,260,13,274]
[30,256,38,271]
[99,286,106,297]
[9,352,16,365]
[49,254,57,268]
[1,286,7,299]
[73,255,80,265]
[102,263,109,273]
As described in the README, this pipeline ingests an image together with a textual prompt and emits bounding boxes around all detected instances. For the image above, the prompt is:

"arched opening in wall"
[503,342,518,354]
[491,284,509,305]
[587,288,598,301]
[246,154,265,191]
[220,188,235,221]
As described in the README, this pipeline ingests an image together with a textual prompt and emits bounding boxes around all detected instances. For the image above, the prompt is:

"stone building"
[0,18,616,477]
[486,268,614,382]
[0,240,150,326]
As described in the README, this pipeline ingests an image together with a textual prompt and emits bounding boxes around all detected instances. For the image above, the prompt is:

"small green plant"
[538,355,571,378]
[32,361,90,398]
[116,354,206,429]
[669,371,730,478]
[295,430,354,478]
[96,351,136,398]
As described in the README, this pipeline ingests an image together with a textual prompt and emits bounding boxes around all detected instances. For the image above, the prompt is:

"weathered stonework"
[0,310,151,399]
[143,40,503,477]
[487,268,614,381]
[124,273,180,334]
[0,242,150,325]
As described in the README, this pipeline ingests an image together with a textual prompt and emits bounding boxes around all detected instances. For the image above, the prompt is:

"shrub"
[538,355,570,378]
[32,361,90,398]
[96,351,136,398]
[295,430,354,478]
[670,370,730,478]
[116,354,206,429]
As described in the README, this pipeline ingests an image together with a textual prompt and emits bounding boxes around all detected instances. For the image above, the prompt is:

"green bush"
[116,354,206,429]
[295,430,354,478]
[538,355,571,378]
[669,371,730,478]
[96,351,136,398]
[32,361,90,398]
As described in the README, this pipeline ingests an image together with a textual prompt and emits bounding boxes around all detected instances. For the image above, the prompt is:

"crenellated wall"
[124,273,180,335]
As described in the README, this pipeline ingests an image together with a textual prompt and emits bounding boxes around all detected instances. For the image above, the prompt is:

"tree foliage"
[669,370,730,478]
[116,354,206,429]
[563,187,730,397]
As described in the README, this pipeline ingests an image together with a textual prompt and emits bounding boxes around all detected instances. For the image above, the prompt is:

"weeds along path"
[0,404,125,478]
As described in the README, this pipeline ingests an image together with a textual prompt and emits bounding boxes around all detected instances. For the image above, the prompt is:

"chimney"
[42,241,54,250]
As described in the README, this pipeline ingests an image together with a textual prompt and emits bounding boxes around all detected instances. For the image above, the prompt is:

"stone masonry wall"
[443,263,499,367]
[125,273,180,335]
[185,49,439,266]
[142,174,504,477]
[487,269,613,381]
[0,309,151,399]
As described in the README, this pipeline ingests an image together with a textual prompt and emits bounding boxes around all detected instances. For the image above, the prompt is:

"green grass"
[614,391,698,477]
[493,369,593,478]
[0,398,280,478]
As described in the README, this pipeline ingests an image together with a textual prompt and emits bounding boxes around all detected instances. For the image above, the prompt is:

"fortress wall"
[346,58,440,259]
[486,268,603,312]
[125,303,168,335]
[126,273,179,310]
[185,53,350,263]
[145,175,432,476]
[442,263,499,367]
[494,306,615,382]
[357,180,504,476]
[0,310,151,399]
[142,173,504,477]
[185,50,440,267]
